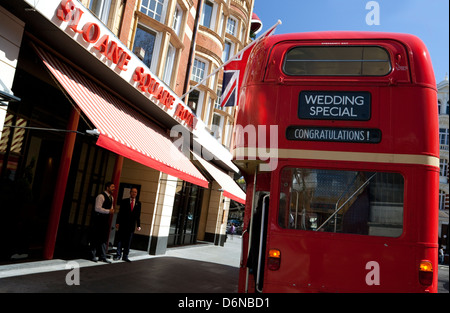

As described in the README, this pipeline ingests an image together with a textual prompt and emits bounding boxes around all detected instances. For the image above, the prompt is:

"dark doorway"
[55,138,115,259]
[0,56,70,262]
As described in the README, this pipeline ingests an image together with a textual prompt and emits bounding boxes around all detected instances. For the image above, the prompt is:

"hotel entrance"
[0,42,117,261]
[168,181,204,246]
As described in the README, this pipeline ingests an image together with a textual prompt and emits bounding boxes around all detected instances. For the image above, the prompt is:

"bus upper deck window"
[283,46,391,76]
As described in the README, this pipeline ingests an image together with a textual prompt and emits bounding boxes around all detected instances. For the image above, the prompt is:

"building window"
[440,128,449,147]
[173,4,183,36]
[211,113,223,140]
[187,90,201,115]
[163,44,175,85]
[133,24,157,69]
[222,41,232,62]
[440,158,448,179]
[201,1,214,28]
[223,120,232,148]
[192,58,206,83]
[204,98,212,125]
[226,17,237,36]
[89,0,112,25]
[140,0,165,22]
[439,190,446,210]
[219,13,225,36]
[215,87,222,109]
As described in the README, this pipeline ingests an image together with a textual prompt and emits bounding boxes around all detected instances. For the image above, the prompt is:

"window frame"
[226,16,237,36]
[439,128,449,146]
[89,0,112,25]
[200,0,214,28]
[440,158,448,178]
[439,190,446,210]
[133,23,161,72]
[283,45,392,77]
[140,0,167,23]
[277,166,405,238]
[172,3,183,36]
[162,43,176,85]
[222,40,234,62]
[211,113,224,140]
[192,57,208,83]
[187,89,204,115]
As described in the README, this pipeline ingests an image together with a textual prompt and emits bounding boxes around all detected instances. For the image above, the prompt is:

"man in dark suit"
[113,187,141,262]
[90,182,115,263]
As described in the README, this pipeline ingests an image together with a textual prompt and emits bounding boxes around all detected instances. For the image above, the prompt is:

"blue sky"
[253,0,449,83]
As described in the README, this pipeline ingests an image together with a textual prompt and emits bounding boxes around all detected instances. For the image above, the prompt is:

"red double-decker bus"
[234,32,439,293]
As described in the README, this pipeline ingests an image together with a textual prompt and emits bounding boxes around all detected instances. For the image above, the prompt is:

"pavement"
[0,237,243,293]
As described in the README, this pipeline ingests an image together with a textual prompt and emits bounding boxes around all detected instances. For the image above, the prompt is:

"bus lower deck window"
[283,46,391,76]
[278,168,404,237]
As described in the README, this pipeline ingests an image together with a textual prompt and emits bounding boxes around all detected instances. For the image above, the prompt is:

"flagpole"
[181,20,282,100]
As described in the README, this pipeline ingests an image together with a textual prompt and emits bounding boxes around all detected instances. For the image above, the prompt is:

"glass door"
[168,181,204,246]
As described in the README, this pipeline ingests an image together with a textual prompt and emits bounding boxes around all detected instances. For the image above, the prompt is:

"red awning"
[193,152,246,204]
[34,45,209,188]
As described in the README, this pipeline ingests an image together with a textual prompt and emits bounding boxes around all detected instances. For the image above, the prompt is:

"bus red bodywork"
[234,32,439,293]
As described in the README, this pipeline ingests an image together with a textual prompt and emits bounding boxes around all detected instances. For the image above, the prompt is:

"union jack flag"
[220,21,281,107]
[220,49,249,107]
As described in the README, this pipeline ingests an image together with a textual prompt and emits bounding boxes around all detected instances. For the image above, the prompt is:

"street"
[438,265,449,293]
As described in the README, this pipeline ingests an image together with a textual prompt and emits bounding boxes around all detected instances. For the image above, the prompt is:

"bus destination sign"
[298,91,371,120]
[286,126,381,143]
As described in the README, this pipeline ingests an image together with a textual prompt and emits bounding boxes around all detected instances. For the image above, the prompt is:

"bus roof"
[267,31,422,42]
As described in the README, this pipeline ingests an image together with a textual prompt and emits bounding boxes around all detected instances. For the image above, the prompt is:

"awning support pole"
[107,155,124,247]
[43,107,80,259]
